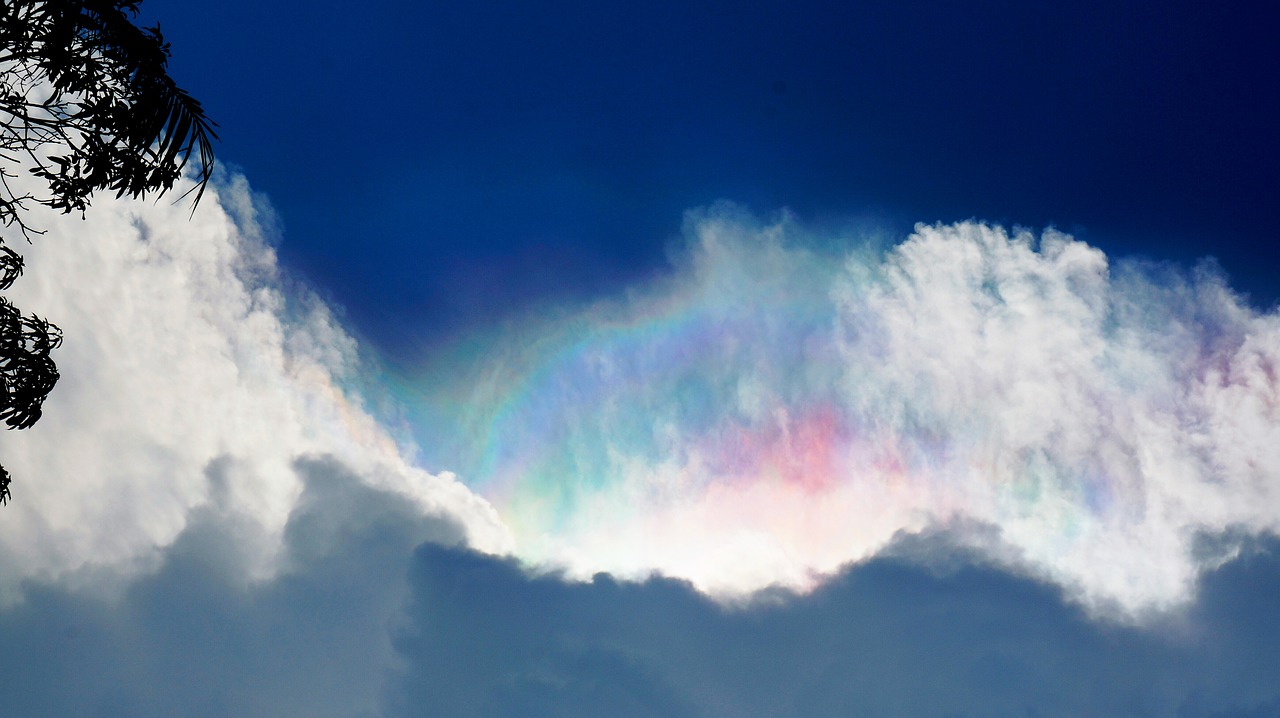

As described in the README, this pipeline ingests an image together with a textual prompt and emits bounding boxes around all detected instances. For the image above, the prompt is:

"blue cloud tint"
[3,461,1278,717]
[391,537,1280,718]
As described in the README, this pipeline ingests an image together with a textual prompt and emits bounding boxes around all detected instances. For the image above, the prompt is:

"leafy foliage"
[0,0,215,502]
[0,246,59,503]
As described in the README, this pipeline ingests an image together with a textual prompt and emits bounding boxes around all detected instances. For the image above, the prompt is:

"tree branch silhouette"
[0,0,216,503]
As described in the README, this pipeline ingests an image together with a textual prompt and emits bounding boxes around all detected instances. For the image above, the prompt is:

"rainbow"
[400,210,1280,615]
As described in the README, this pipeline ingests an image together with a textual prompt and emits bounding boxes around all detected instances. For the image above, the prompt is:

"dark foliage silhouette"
[0,0,216,502]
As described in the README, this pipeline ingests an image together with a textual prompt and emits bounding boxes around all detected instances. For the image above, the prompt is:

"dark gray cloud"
[2,458,1278,717]
[0,456,464,718]
[388,534,1280,718]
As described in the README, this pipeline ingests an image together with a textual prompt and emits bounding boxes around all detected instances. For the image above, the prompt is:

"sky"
[1,1,1279,716]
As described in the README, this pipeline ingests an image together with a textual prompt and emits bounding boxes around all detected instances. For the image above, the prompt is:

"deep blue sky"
[143,0,1279,355]
[3,3,1280,715]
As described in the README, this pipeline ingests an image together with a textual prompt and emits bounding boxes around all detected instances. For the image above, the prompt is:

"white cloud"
[0,175,510,601]
[438,208,1280,617]
[3,181,1276,620]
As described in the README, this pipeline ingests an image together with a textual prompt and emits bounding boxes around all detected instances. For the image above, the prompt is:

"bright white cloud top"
[0,176,510,602]
[417,206,1280,617]
[3,181,1279,621]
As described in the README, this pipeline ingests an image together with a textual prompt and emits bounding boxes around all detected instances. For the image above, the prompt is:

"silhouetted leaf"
[0,0,216,497]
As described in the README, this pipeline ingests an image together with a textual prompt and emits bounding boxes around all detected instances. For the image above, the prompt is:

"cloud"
[415,206,1280,616]
[0,456,463,718]
[4,174,1277,621]
[0,173,510,601]
[385,536,1280,718]
[0,184,1276,715]
[4,468,1279,717]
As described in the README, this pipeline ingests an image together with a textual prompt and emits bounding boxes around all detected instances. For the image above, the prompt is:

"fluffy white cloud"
[1,185,1279,715]
[437,208,1280,617]
[0,175,510,601]
[839,221,1280,613]
[4,181,1276,621]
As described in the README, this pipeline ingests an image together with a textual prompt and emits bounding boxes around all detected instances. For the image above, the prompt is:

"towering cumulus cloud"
[5,178,1277,623]
[423,205,1280,616]
[4,178,1278,715]
[0,175,510,602]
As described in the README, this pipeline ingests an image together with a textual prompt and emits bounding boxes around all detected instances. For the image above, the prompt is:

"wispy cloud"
[421,205,1280,616]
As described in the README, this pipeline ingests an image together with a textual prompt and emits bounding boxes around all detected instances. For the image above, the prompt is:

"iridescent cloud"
[409,206,1280,616]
